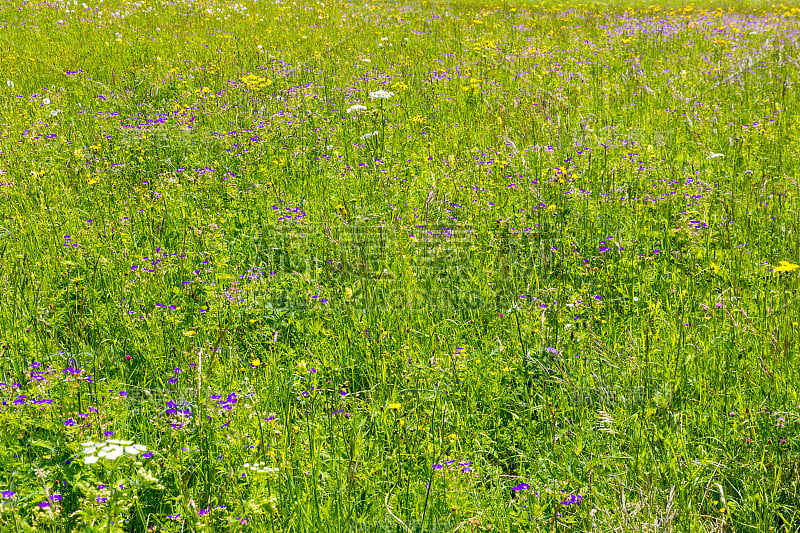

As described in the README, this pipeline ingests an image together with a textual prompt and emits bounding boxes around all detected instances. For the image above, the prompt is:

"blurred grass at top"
[0,0,799,530]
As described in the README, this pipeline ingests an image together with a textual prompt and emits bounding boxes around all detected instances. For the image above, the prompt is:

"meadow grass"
[0,0,799,530]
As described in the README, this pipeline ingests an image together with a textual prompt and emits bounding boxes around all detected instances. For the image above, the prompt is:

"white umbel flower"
[103,447,124,461]
[346,104,367,113]
[243,461,279,475]
[368,89,393,100]
[125,444,146,455]
[81,439,147,465]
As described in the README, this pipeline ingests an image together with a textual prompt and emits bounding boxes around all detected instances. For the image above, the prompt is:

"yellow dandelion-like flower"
[774,261,799,273]
[387,403,402,410]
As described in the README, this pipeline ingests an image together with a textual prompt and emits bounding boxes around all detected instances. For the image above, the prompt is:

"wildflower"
[346,104,367,113]
[82,439,147,464]
[5,80,13,88]
[774,261,799,273]
[125,444,146,455]
[1,491,15,498]
[387,402,402,410]
[512,483,530,491]
[99,447,124,461]
[368,89,394,100]
[360,131,379,141]
[42,97,51,106]
[243,462,279,474]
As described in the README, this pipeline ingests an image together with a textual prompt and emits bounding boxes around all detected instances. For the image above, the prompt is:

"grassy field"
[0,0,799,530]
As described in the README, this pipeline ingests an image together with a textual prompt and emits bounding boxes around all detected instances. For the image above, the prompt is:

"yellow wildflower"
[774,261,799,273]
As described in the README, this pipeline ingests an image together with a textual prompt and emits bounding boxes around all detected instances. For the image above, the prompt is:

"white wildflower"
[42,97,51,105]
[243,462,279,475]
[81,439,147,465]
[104,447,124,461]
[369,89,393,100]
[6,80,13,88]
[346,104,367,114]
[125,444,146,455]
[108,448,125,460]
[359,131,379,141]
[707,152,724,159]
